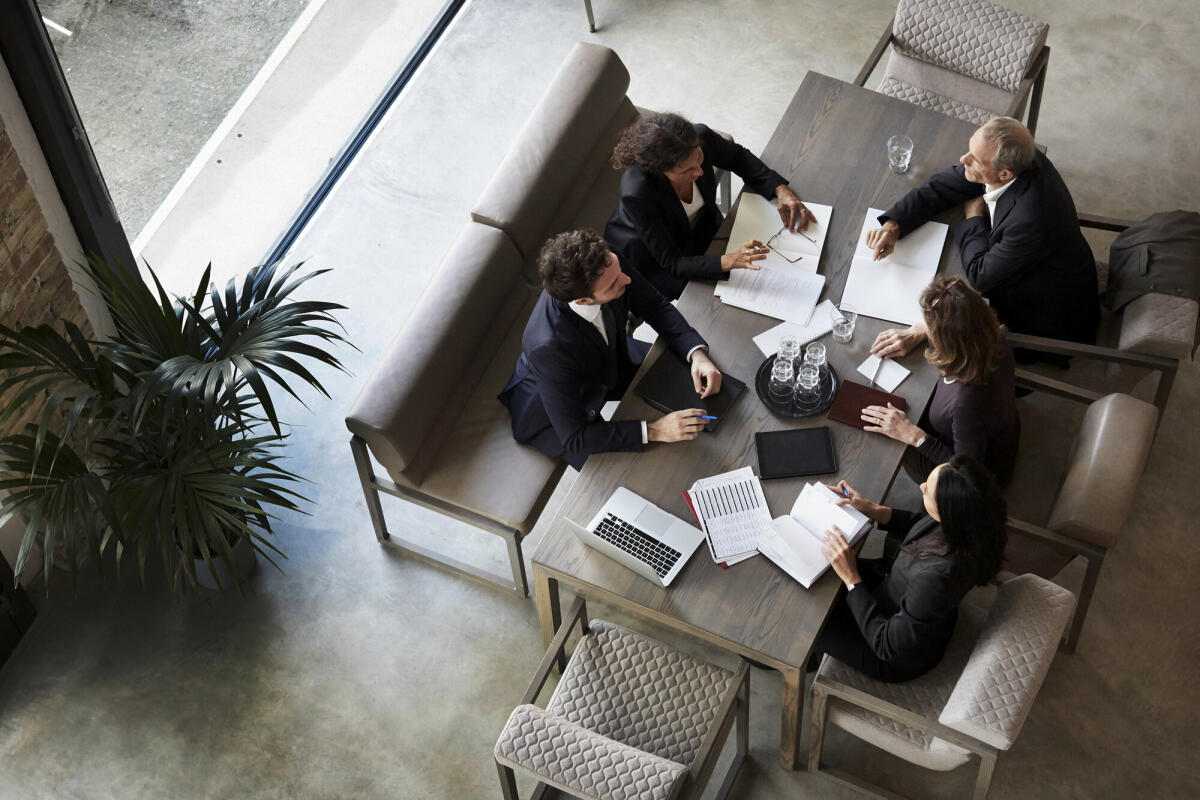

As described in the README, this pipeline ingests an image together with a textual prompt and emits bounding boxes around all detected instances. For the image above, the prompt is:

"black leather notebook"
[633,351,746,432]
[755,427,838,479]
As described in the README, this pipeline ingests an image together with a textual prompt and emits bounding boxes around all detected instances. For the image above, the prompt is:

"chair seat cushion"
[548,621,735,766]
[410,293,564,534]
[881,50,1019,126]
[820,605,985,772]
[1118,292,1198,360]
[495,704,686,800]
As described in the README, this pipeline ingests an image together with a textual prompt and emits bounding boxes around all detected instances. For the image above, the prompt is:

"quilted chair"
[494,597,749,800]
[809,574,1075,799]
[856,0,1050,134]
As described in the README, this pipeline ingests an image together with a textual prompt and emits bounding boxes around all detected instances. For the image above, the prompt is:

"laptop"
[567,487,705,586]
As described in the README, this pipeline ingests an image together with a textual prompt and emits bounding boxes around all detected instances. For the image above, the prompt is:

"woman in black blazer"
[861,275,1021,485]
[604,112,814,300]
[813,455,1007,683]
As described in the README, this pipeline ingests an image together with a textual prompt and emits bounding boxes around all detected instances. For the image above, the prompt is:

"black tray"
[754,355,840,418]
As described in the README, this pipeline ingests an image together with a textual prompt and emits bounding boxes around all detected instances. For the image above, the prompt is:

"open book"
[717,194,832,324]
[757,483,873,588]
[841,208,948,325]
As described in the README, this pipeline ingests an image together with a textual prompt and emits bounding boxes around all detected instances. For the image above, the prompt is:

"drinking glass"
[803,341,826,370]
[777,334,801,366]
[830,302,857,343]
[793,363,821,411]
[769,358,794,404]
[887,135,914,174]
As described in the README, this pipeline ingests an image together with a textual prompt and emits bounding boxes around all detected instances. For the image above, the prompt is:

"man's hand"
[720,240,768,272]
[964,196,987,219]
[861,402,925,447]
[865,220,900,261]
[870,322,927,359]
[690,350,723,398]
[820,526,862,588]
[647,409,707,443]
[824,480,892,525]
[775,185,814,232]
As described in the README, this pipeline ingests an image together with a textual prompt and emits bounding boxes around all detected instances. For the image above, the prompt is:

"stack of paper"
[682,466,772,566]
[757,483,872,588]
[717,195,832,325]
[856,354,911,393]
[841,208,948,326]
[752,300,838,356]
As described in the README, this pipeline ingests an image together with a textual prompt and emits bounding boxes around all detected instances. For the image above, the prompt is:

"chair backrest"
[892,0,1048,91]
[344,223,529,481]
[939,574,1074,750]
[1046,393,1158,548]
[471,42,637,283]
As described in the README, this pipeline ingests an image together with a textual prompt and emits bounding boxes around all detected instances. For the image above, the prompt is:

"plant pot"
[193,536,257,591]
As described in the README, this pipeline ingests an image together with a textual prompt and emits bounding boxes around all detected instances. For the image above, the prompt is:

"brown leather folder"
[827,380,908,429]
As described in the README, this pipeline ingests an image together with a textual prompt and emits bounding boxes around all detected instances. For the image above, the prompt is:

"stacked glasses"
[768,337,828,413]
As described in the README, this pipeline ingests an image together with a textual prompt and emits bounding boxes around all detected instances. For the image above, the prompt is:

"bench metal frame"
[350,434,563,596]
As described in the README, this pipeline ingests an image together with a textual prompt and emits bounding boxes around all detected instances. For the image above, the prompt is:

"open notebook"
[757,483,872,588]
[841,208,948,325]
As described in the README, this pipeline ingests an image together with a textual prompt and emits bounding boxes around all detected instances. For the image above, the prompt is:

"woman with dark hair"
[604,112,814,300]
[860,274,1020,485]
[813,455,1008,683]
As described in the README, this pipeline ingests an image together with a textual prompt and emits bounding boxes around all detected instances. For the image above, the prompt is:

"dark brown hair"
[611,112,700,174]
[920,275,1004,385]
[906,455,1007,585]
[537,229,610,301]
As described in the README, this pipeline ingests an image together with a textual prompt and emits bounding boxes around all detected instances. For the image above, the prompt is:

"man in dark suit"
[499,229,722,470]
[868,117,1099,360]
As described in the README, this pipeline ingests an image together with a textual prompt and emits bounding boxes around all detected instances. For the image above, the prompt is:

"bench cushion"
[1118,292,1198,360]
[471,42,634,281]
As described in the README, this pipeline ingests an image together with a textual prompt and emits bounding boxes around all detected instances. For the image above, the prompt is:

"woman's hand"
[861,403,925,447]
[775,185,814,232]
[820,526,862,588]
[720,240,768,272]
[824,480,892,524]
[870,322,927,359]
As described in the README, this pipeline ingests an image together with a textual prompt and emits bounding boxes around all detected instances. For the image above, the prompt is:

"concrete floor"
[2,0,1199,798]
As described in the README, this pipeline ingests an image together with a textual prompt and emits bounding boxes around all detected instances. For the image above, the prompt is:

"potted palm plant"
[0,258,350,595]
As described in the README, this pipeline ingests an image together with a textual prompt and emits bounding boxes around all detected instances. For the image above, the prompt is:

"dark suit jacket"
[604,124,788,300]
[844,510,978,681]
[498,268,705,470]
[882,150,1099,343]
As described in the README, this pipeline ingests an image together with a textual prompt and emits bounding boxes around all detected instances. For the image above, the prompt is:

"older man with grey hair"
[867,117,1098,359]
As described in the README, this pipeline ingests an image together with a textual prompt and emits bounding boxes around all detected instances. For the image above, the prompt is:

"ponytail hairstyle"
[611,112,700,174]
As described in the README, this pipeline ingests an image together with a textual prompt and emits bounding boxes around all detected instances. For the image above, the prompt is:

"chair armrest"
[855,18,895,86]
[1014,368,1103,405]
[688,660,750,783]
[814,668,991,754]
[521,595,588,704]
[1004,518,1106,562]
[1006,332,1178,371]
[1078,213,1134,233]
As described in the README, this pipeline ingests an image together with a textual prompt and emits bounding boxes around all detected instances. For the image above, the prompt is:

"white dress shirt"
[679,181,705,228]
[982,179,1014,224]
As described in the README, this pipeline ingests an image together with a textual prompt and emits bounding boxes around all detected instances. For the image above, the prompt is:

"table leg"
[780,666,805,770]
[532,565,564,671]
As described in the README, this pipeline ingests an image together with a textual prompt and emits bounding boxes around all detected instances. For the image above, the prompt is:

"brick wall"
[0,111,94,435]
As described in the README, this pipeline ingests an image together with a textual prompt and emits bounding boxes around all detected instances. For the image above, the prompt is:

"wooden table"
[530,72,979,770]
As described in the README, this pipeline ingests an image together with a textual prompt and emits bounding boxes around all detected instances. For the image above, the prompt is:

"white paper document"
[842,208,948,325]
[752,300,838,356]
[685,467,773,562]
[856,355,911,393]
[756,483,873,588]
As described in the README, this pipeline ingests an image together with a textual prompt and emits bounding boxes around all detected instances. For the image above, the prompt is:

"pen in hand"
[696,414,718,420]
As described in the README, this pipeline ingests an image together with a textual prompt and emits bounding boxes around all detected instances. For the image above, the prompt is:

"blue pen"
[696,414,718,420]
[841,487,850,498]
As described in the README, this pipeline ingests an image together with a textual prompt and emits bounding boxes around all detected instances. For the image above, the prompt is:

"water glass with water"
[830,302,857,343]
[887,135,914,174]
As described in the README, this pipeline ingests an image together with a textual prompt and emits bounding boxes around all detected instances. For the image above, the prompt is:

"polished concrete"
[2,0,1199,797]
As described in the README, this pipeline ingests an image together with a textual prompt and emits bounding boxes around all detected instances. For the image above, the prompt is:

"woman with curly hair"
[813,455,1008,682]
[860,275,1020,485]
[604,111,814,300]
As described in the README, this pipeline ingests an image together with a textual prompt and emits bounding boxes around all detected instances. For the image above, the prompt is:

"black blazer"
[882,150,1099,343]
[498,268,705,470]
[604,124,788,300]
[844,510,978,681]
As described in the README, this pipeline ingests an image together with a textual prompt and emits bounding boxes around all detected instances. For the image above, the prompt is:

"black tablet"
[754,427,837,479]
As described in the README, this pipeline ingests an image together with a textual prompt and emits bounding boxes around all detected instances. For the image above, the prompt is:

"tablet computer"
[754,427,837,479]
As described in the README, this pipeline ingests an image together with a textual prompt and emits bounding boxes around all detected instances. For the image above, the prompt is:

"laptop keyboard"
[594,513,683,578]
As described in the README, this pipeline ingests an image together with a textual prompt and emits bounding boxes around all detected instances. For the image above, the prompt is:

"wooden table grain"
[530,72,979,770]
